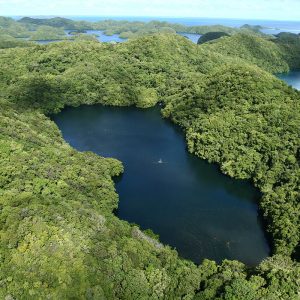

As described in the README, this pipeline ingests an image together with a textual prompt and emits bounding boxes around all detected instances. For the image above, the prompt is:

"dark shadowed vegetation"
[197,31,230,44]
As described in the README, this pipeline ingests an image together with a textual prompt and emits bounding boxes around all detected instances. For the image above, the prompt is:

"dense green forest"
[274,32,300,70]
[201,33,290,73]
[0,25,300,299]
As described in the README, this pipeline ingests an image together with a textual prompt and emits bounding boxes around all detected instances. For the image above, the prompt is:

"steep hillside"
[273,32,300,70]
[202,33,290,73]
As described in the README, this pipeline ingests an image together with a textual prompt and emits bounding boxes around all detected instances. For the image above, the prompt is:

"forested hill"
[18,16,86,29]
[201,33,290,73]
[0,33,300,299]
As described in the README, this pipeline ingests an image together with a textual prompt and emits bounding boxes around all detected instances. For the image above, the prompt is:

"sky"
[0,0,299,20]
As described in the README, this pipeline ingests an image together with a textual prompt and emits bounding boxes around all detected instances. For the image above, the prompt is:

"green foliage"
[202,33,290,73]
[18,16,93,30]
[0,32,299,299]
[0,17,31,38]
[73,33,99,42]
[0,16,16,27]
[241,24,264,32]
[29,26,66,41]
[0,34,32,49]
[119,31,134,39]
[67,29,88,35]
[8,73,70,112]
[197,32,230,45]
[104,29,115,36]
[136,87,158,108]
[274,32,300,70]
[94,19,241,36]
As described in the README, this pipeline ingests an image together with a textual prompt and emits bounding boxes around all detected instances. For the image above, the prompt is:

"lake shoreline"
[52,104,270,265]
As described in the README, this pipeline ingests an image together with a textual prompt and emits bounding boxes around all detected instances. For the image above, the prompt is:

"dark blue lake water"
[52,105,270,265]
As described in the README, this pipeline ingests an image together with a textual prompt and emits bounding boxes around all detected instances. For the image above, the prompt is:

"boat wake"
[154,158,166,164]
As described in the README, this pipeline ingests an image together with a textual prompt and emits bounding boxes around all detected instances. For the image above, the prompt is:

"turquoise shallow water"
[52,105,270,265]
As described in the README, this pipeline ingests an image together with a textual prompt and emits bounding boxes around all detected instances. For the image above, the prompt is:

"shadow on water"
[51,104,270,265]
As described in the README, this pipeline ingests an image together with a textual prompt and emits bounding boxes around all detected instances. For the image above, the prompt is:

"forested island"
[0,15,300,299]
